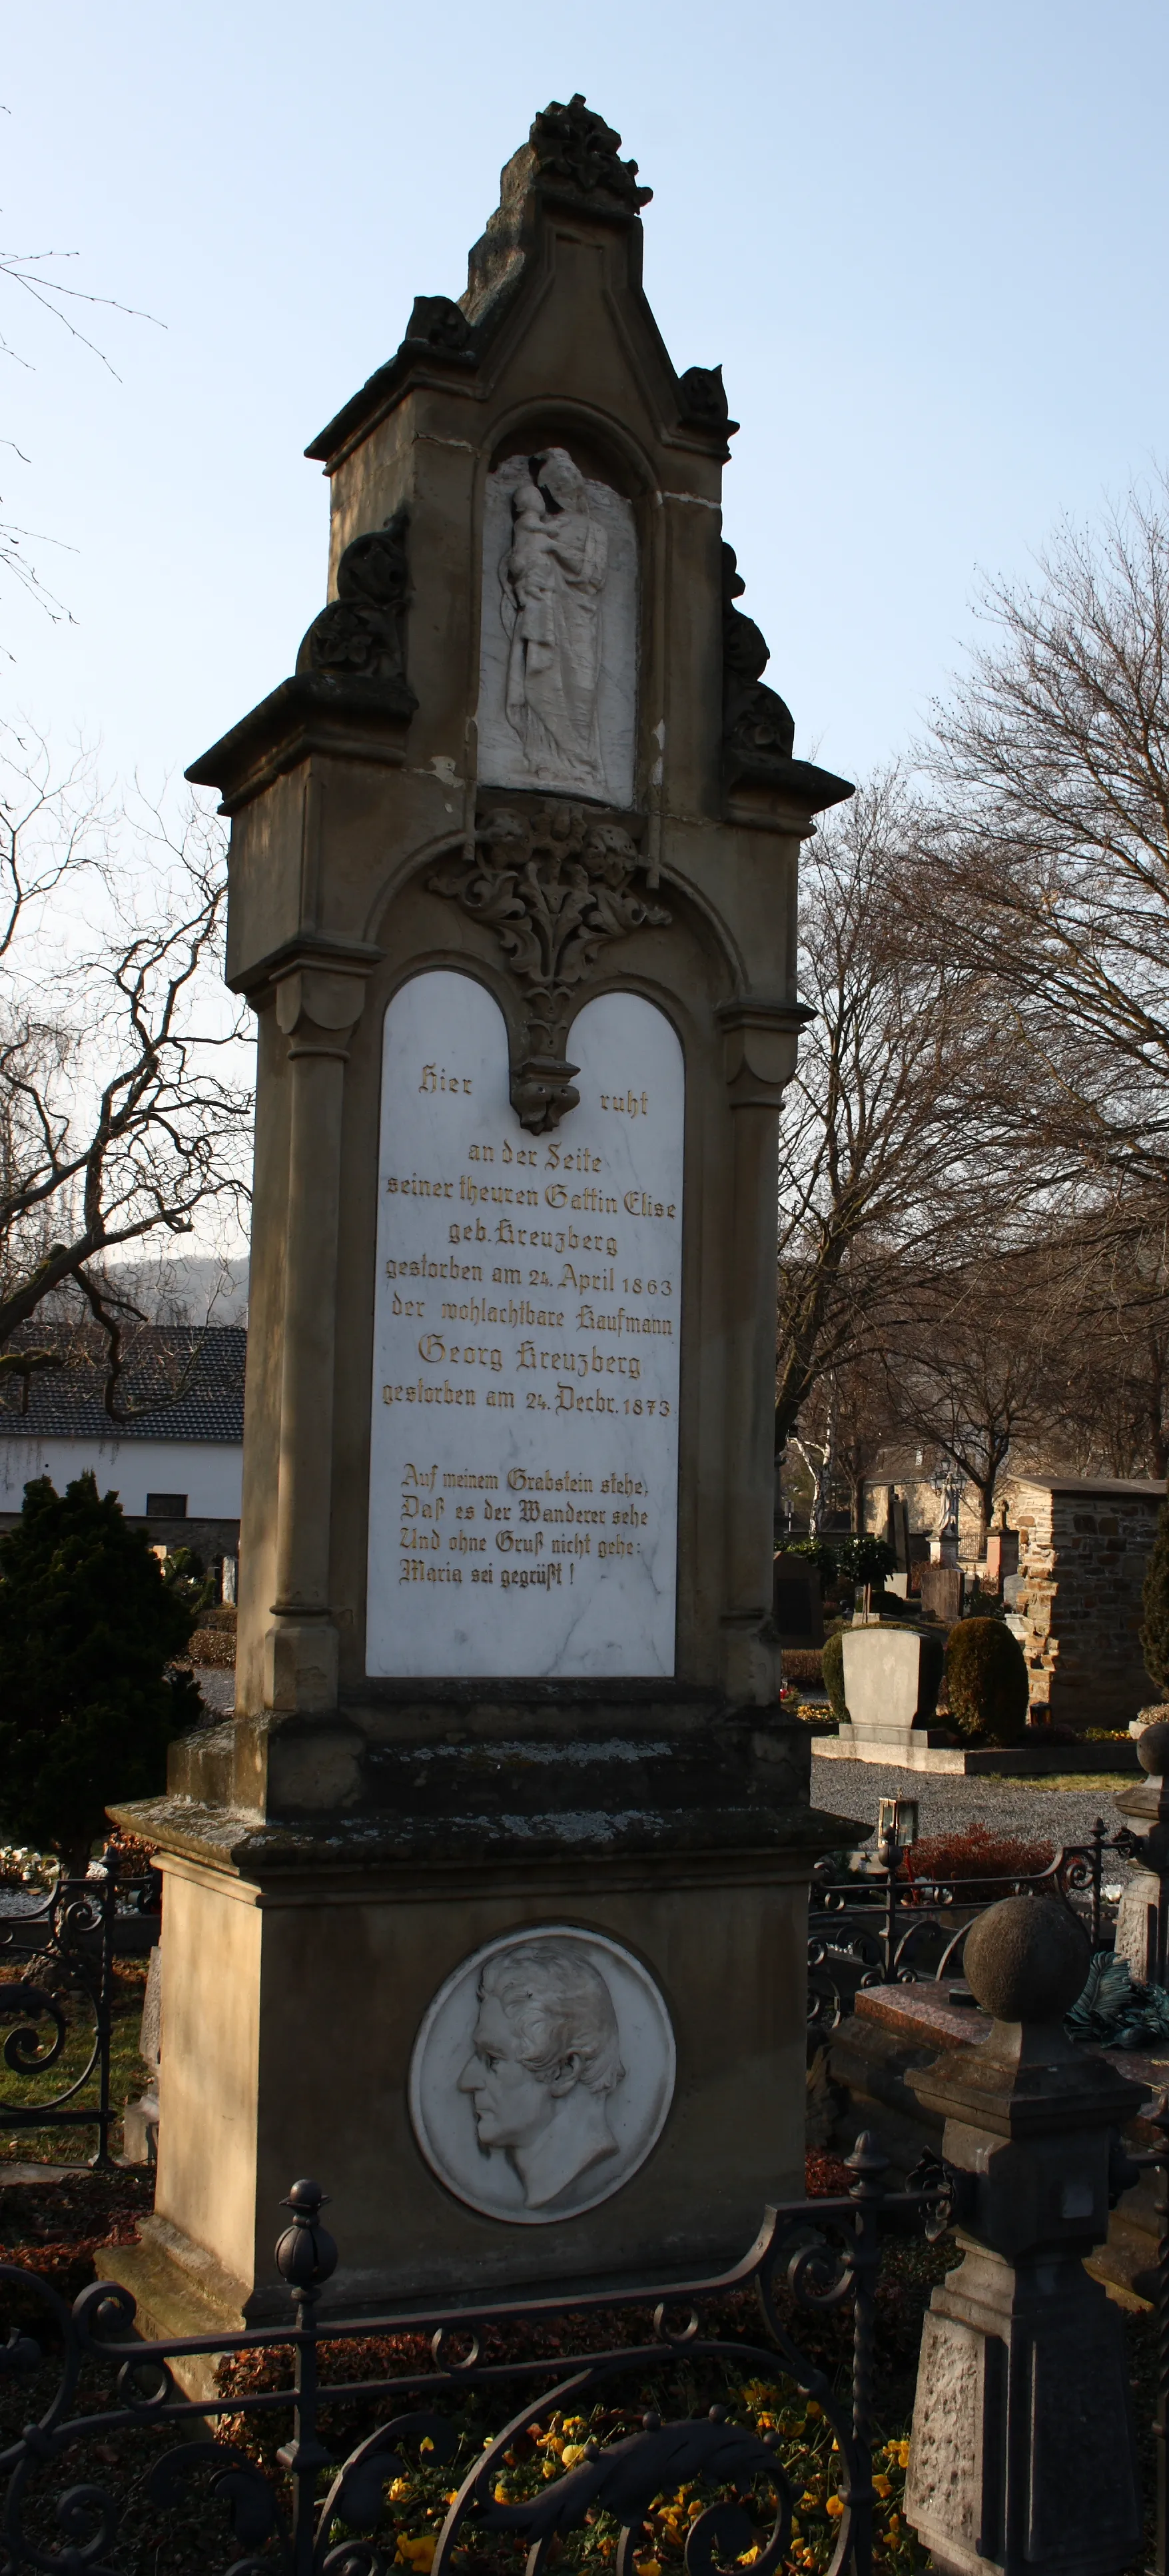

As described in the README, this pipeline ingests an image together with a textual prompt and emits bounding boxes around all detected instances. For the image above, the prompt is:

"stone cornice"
[186,672,416,815]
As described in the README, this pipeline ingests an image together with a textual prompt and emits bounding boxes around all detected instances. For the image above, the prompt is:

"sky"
[3,0,1169,800]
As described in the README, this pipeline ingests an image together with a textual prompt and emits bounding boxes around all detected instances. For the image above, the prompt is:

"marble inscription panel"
[409,1926,676,2223]
[366,971,682,1678]
[476,450,637,809]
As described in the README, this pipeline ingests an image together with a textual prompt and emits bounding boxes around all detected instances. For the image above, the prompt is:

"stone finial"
[1138,1716,1169,1779]
[1116,1718,1169,1830]
[529,95,651,211]
[962,1893,1090,2026]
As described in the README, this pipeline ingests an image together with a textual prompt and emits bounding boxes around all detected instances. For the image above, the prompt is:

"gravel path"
[195,1669,234,1716]
[811,1751,1131,1865]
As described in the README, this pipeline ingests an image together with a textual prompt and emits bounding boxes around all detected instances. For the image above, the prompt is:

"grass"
[1002,1773,1138,1791]
[0,1958,151,2162]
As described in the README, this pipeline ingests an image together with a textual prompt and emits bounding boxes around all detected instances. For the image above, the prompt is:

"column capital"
[272,941,380,1059]
[717,997,812,1108]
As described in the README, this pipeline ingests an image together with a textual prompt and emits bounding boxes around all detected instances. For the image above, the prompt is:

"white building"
[0,1326,244,1553]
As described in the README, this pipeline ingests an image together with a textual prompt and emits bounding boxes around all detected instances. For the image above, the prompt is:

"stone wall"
[1004,1476,1164,1729]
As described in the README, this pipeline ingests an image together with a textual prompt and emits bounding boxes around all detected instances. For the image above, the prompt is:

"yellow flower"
[389,2479,411,2501]
[888,2515,901,2537]
[542,2461,560,2480]
[806,2402,821,2419]
[495,2486,510,2505]
[635,2560,662,2576]
[873,2476,893,2501]
[825,2495,845,2520]
[396,2540,436,2573]
[562,2418,587,2435]
[562,2446,587,2469]
[420,2439,434,2456]
[897,2443,911,2470]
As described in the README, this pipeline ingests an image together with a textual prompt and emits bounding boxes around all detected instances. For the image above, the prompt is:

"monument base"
[815,1727,1139,1773]
[106,1706,857,2326]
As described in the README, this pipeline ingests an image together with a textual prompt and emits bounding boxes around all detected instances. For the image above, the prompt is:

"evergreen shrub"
[822,1629,848,1721]
[0,1473,201,1873]
[945,1615,1029,1745]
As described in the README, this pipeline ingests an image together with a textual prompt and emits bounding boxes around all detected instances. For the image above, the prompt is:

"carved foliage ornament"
[530,94,652,213]
[430,802,671,1132]
[677,364,740,442]
[297,507,418,707]
[721,544,795,775]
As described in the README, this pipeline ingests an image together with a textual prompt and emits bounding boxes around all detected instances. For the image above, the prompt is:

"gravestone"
[920,1563,964,1623]
[107,95,853,2334]
[773,1552,825,1649]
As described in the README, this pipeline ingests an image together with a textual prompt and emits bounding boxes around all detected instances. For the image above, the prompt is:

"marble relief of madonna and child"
[476,449,638,810]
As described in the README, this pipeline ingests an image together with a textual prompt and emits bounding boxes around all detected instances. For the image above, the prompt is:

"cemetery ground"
[809,1753,1138,1849]
[0,1762,1161,2575]
[0,2145,998,2576]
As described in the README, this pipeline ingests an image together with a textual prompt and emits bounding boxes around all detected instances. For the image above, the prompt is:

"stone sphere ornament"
[963,1893,1090,2025]
[1138,1717,1169,1779]
[409,1927,675,2223]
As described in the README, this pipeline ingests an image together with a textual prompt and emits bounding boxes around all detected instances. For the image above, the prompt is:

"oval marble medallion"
[409,1927,675,2224]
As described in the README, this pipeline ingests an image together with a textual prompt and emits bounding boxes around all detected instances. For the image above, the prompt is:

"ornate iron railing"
[0,1851,160,2168]
[0,2139,951,2576]
[807,1818,1141,2032]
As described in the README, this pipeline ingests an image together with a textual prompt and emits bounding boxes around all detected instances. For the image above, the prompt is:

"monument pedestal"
[111,1705,851,2330]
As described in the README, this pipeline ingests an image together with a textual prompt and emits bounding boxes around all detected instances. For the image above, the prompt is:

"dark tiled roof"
[0,1327,246,1444]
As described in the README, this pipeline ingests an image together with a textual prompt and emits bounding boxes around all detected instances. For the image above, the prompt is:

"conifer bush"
[0,1473,200,1874]
[945,1615,1030,1745]
[1141,1500,1169,1697]
[821,1629,848,1721]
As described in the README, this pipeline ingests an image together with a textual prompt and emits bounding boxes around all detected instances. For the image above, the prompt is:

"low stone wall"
[1005,1476,1164,1729]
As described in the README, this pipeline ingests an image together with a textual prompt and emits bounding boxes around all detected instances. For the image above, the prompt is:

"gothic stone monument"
[109,95,855,2338]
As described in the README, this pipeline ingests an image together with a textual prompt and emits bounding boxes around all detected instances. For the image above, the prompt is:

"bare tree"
[918,470,1169,1206]
[775,769,1000,1467]
[2,188,160,635]
[0,733,252,1407]
[878,1250,1052,1549]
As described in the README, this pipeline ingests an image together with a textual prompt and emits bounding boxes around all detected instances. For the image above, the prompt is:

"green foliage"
[964,1575,1006,1621]
[821,1628,848,1721]
[1141,1500,1169,1697]
[945,1615,1029,1745]
[787,1537,838,1591]
[835,1535,899,1587]
[161,1545,215,1618]
[0,1474,200,1870]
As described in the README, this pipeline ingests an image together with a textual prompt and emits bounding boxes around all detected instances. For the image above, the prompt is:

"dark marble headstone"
[773,1553,825,1647]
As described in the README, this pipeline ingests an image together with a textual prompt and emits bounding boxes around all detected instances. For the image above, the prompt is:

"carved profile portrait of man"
[458,1936,625,2208]
[500,449,609,795]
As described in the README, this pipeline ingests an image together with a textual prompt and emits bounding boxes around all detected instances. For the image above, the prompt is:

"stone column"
[264,954,369,1716]
[1114,1717,1169,1986]
[717,1000,805,1704]
[904,1895,1147,2576]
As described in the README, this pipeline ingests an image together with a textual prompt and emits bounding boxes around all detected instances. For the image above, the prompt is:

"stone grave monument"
[108,94,855,2339]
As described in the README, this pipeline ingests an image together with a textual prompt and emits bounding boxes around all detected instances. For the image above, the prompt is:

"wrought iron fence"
[0,2138,953,2576]
[0,1851,160,2168]
[807,1817,1142,2034]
